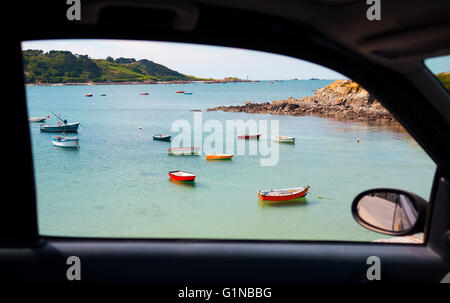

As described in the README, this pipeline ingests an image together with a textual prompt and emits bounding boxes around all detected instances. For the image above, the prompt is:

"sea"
[25,80,436,241]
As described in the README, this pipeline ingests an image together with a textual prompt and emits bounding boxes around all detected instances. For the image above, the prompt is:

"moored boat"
[206,154,234,160]
[238,134,261,139]
[153,134,171,142]
[52,136,79,148]
[258,186,310,202]
[168,147,200,155]
[40,122,80,132]
[272,136,295,143]
[40,111,80,132]
[176,91,185,93]
[29,117,46,123]
[184,92,193,95]
[168,170,196,182]
[140,92,149,95]
[85,93,93,97]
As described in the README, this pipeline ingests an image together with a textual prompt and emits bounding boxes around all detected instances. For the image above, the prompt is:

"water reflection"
[258,197,308,207]
[168,178,196,188]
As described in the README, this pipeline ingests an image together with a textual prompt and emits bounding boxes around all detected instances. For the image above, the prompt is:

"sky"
[21,39,345,80]
[424,55,450,74]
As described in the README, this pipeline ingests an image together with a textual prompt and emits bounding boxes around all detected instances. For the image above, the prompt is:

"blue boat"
[40,122,80,133]
[184,92,193,95]
[153,134,171,142]
[40,111,80,133]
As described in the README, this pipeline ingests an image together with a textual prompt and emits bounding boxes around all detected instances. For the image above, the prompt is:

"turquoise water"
[26,80,436,241]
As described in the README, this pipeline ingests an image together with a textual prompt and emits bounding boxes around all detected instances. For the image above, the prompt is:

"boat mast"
[48,110,65,123]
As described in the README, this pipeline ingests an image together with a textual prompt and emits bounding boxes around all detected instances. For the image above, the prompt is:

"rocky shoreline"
[207,80,400,125]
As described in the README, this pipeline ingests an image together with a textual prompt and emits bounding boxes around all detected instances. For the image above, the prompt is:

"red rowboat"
[85,93,93,97]
[238,134,261,139]
[258,186,310,202]
[140,92,149,95]
[168,171,196,182]
[176,91,185,93]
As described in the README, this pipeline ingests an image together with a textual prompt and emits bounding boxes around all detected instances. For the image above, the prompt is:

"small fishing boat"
[153,134,171,142]
[52,135,79,148]
[258,186,310,202]
[140,92,149,95]
[85,93,93,97]
[100,94,106,96]
[272,136,295,143]
[40,122,80,132]
[168,171,196,182]
[168,147,200,155]
[206,154,234,160]
[176,91,185,93]
[190,109,202,112]
[29,117,46,123]
[238,134,261,139]
[40,111,80,133]
[183,92,193,95]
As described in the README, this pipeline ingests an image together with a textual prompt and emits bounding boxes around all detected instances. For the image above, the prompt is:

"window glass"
[23,39,436,242]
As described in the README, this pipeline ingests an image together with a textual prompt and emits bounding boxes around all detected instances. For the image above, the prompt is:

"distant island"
[208,80,402,125]
[22,49,249,85]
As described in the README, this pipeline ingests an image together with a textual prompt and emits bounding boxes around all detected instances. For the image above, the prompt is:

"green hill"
[22,50,207,84]
[436,71,450,92]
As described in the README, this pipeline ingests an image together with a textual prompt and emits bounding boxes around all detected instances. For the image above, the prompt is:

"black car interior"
[2,0,449,283]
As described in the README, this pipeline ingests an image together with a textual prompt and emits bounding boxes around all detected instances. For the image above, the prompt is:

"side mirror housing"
[351,188,428,236]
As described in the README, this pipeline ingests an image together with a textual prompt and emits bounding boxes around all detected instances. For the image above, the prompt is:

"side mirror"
[351,189,428,236]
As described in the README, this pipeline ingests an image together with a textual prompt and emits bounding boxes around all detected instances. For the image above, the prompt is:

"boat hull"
[29,117,46,123]
[52,137,79,148]
[258,186,309,202]
[168,171,196,182]
[40,122,80,133]
[168,147,200,155]
[206,154,233,160]
[238,134,261,139]
[272,136,295,143]
[153,135,171,142]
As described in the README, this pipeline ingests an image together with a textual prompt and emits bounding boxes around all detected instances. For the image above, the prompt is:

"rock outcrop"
[207,80,398,124]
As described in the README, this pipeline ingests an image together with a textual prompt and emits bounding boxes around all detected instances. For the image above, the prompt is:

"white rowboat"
[272,136,295,143]
[52,136,79,148]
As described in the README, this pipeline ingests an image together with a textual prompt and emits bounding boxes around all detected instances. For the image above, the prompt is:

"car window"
[424,55,450,93]
[22,39,436,243]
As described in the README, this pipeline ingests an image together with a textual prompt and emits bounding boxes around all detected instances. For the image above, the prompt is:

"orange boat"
[206,154,234,160]
[258,186,310,202]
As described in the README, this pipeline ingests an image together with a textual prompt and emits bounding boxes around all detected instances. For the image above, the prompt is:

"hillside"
[436,71,450,92]
[22,50,207,84]
[208,80,399,124]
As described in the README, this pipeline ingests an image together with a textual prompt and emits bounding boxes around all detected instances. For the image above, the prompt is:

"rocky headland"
[207,80,400,125]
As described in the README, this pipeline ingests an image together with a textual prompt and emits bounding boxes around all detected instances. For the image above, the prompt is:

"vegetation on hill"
[22,50,207,84]
[436,71,450,92]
